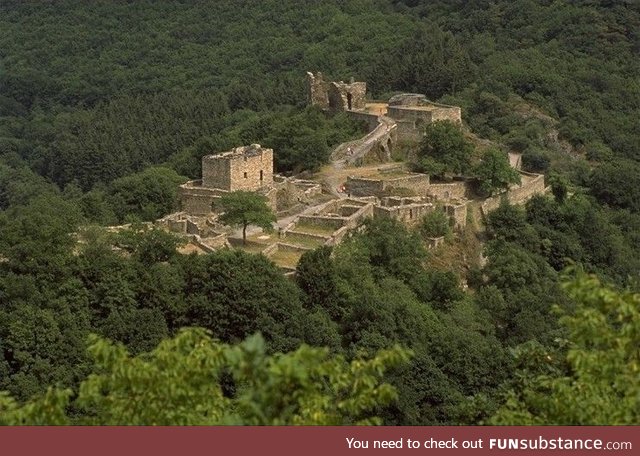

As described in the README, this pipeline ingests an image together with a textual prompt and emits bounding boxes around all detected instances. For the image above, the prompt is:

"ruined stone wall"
[274,178,322,212]
[384,174,431,195]
[202,144,273,192]
[297,215,347,231]
[179,182,227,215]
[481,172,546,216]
[281,230,331,245]
[346,110,380,132]
[193,233,229,251]
[426,236,446,250]
[374,203,435,227]
[346,173,430,197]
[346,177,385,197]
[508,172,546,204]
[386,100,462,142]
[306,71,367,112]
[444,201,468,231]
[263,186,278,212]
[386,106,433,142]
[427,181,469,200]
[429,105,462,124]
[306,72,329,109]
[328,81,367,111]
[345,115,397,165]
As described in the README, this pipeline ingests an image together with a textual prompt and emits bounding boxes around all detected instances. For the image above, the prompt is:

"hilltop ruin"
[154,72,547,271]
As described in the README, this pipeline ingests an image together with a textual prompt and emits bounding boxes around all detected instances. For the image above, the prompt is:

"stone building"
[180,144,275,215]
[202,144,273,191]
[306,71,366,112]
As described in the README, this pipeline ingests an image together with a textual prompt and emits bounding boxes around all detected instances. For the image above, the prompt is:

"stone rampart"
[480,172,546,217]
[343,114,397,165]
[306,71,367,112]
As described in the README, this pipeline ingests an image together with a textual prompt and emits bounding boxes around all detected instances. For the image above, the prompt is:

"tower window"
[260,170,263,181]
[244,172,248,178]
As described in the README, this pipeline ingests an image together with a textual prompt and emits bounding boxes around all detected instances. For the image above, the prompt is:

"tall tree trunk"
[242,223,247,245]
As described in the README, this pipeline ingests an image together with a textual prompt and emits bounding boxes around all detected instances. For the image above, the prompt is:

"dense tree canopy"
[415,121,474,177]
[474,148,521,196]
[0,0,638,426]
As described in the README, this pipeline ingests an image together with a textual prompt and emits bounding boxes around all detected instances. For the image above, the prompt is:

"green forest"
[0,0,639,425]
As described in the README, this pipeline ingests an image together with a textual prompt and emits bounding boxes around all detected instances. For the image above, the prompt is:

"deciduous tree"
[218,191,276,245]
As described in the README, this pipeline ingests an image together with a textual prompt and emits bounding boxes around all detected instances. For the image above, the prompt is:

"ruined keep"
[180,144,275,215]
[306,72,366,112]
[202,144,273,192]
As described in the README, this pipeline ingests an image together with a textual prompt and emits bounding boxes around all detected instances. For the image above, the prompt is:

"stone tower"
[202,144,273,192]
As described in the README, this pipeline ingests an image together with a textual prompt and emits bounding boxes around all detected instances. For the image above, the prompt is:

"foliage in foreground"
[491,272,640,425]
[0,329,409,425]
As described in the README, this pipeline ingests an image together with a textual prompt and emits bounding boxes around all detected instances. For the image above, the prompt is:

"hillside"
[0,0,639,425]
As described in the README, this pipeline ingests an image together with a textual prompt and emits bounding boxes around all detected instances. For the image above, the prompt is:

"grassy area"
[269,249,303,269]
[228,238,267,254]
[293,222,338,236]
[281,232,327,249]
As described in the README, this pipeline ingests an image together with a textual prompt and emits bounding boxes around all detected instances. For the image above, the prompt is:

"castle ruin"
[179,144,276,215]
[306,72,367,112]
[155,72,547,271]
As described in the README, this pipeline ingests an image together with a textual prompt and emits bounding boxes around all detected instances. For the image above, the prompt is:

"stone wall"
[386,95,462,143]
[180,179,277,216]
[346,173,431,197]
[481,172,546,217]
[306,72,329,109]
[274,177,322,212]
[263,186,278,212]
[444,201,468,231]
[179,181,227,215]
[328,81,367,111]
[343,115,397,165]
[426,236,446,250]
[296,215,347,231]
[347,110,381,132]
[427,181,469,200]
[345,177,385,197]
[202,144,273,192]
[306,71,367,112]
[281,230,331,245]
[374,202,434,227]
[193,233,229,251]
